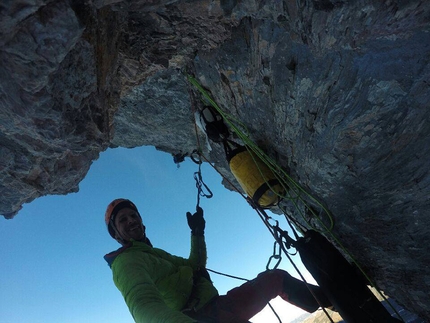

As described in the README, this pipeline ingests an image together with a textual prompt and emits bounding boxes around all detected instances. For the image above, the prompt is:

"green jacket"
[104,236,219,323]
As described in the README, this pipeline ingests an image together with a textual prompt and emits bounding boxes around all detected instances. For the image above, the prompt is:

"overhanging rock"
[1,0,429,320]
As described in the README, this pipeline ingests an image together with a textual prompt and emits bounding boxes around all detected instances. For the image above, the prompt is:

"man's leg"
[197,269,331,322]
[281,270,332,312]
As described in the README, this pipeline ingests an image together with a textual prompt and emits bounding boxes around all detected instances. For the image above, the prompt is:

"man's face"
[114,207,146,242]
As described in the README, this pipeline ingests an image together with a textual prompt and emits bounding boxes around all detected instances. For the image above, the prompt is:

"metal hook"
[266,240,282,270]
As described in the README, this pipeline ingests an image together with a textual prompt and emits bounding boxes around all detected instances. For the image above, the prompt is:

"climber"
[103,198,332,323]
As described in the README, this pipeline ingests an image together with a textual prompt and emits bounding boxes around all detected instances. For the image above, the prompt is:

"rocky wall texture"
[1,0,429,320]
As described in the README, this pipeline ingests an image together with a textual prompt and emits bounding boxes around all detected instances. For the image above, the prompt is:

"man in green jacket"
[104,198,331,323]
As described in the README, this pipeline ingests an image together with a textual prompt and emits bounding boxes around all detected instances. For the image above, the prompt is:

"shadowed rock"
[1,0,429,320]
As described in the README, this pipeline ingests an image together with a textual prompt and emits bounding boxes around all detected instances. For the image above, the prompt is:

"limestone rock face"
[1,0,429,320]
[0,1,121,217]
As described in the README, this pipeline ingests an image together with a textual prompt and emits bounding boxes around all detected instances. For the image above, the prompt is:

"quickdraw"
[191,150,213,209]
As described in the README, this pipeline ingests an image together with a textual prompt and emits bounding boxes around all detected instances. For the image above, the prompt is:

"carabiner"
[266,241,282,270]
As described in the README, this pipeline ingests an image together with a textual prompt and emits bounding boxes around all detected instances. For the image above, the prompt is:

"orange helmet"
[105,198,139,239]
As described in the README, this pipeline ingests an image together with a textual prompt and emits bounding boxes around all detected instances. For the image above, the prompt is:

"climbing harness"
[186,74,405,323]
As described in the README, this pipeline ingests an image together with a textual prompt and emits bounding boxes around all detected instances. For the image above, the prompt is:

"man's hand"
[186,207,205,236]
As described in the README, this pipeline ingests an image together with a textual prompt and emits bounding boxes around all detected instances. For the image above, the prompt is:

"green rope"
[187,74,405,322]
[187,74,333,232]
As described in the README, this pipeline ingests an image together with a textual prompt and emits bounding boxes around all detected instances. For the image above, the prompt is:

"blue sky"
[0,146,316,323]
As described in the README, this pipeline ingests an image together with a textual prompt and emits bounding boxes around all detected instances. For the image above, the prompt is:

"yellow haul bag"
[228,146,284,208]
